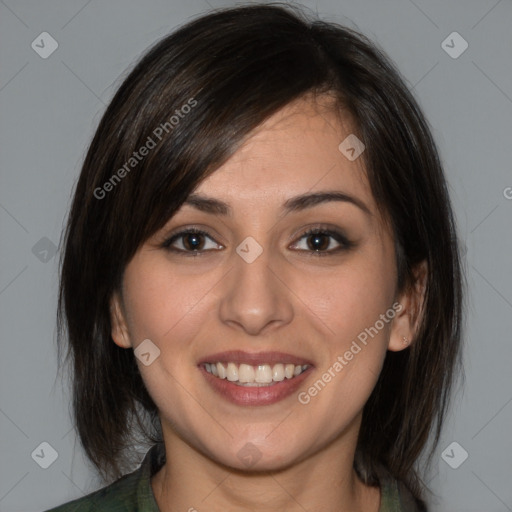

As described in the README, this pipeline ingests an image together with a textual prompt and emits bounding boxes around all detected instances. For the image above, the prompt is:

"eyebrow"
[183,191,371,216]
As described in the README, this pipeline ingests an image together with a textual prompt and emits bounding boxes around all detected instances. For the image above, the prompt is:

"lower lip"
[199,365,313,406]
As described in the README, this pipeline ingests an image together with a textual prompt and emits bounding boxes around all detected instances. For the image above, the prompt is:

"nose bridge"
[217,236,293,335]
[234,237,275,291]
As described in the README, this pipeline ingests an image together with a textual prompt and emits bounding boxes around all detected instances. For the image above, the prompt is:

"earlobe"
[110,292,132,349]
[388,260,428,352]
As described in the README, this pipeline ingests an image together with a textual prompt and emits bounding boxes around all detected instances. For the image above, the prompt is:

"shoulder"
[44,444,164,512]
[44,470,140,512]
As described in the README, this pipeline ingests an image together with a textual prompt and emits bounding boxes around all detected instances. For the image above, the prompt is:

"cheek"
[121,257,216,348]
[297,245,396,347]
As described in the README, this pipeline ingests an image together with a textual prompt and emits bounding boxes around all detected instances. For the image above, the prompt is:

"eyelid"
[288,223,352,244]
[161,224,223,243]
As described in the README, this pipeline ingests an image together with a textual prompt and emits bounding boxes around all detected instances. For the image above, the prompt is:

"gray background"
[0,0,511,511]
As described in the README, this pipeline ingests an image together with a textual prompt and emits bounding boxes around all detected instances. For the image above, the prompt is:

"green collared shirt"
[45,444,425,511]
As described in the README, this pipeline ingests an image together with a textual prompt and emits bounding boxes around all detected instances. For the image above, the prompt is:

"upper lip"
[198,350,314,367]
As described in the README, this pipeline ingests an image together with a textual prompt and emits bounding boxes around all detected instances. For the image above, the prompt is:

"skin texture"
[110,94,424,512]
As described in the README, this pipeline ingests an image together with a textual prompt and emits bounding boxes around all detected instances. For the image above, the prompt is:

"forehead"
[192,94,373,212]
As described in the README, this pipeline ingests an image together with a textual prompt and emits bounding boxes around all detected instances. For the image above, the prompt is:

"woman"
[48,3,463,511]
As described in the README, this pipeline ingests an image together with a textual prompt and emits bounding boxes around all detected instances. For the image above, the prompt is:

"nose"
[218,243,294,336]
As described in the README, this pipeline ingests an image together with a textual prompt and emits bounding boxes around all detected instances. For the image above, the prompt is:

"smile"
[203,362,310,386]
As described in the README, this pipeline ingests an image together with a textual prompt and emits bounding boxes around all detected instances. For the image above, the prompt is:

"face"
[111,94,414,472]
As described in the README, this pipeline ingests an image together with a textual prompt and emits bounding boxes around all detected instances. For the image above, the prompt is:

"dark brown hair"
[57,2,464,503]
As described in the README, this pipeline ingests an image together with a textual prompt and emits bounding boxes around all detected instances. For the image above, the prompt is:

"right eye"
[161,228,224,256]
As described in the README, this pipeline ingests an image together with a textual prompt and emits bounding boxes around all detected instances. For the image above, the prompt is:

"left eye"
[290,229,350,254]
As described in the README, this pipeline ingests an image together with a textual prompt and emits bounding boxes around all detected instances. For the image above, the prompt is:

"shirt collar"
[135,442,166,511]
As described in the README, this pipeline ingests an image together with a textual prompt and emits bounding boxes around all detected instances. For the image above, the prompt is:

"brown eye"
[290,228,354,256]
[181,232,205,251]
[306,232,331,251]
[162,228,223,255]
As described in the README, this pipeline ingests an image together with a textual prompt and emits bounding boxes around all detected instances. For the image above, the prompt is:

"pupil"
[309,234,328,251]
[185,233,202,250]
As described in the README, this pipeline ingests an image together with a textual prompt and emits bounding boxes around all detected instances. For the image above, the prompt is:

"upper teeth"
[204,362,309,385]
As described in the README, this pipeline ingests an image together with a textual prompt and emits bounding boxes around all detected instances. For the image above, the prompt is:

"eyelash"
[160,226,355,258]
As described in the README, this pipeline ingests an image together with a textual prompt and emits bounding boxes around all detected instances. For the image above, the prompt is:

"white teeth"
[285,364,295,379]
[216,362,226,379]
[204,362,309,384]
[255,364,273,383]
[238,363,255,383]
[226,362,238,382]
[272,363,285,382]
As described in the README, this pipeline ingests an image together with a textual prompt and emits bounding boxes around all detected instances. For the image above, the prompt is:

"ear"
[388,260,428,352]
[110,291,132,349]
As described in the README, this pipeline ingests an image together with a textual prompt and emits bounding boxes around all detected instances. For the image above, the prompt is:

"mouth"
[198,350,314,406]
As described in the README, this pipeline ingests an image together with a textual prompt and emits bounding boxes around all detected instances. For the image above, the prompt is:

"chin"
[205,440,308,473]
